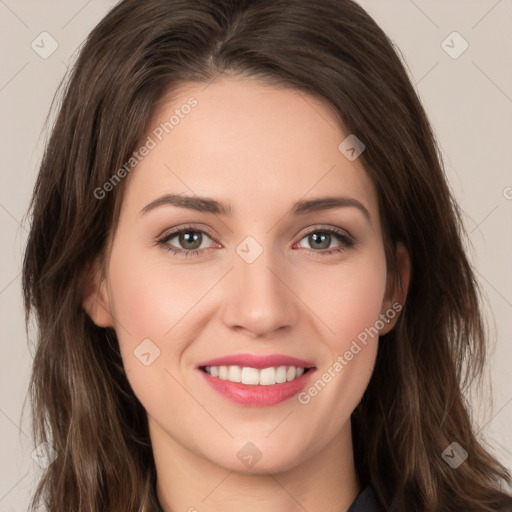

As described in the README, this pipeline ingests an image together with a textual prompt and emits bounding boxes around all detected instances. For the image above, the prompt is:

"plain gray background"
[1,1,511,509]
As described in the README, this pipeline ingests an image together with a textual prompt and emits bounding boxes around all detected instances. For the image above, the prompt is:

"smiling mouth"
[200,365,313,386]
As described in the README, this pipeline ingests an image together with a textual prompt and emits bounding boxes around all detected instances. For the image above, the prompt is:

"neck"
[150,416,360,512]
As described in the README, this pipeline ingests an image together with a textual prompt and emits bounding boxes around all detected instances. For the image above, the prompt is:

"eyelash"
[156,225,355,258]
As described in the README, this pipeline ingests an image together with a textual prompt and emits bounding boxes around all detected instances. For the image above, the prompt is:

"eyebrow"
[140,193,371,221]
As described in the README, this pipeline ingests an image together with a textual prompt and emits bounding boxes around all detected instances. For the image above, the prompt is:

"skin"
[83,76,410,512]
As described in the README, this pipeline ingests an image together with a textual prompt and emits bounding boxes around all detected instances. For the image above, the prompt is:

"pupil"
[180,231,201,249]
[311,232,330,250]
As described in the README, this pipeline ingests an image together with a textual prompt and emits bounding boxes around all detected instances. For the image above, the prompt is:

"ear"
[80,258,114,328]
[378,242,410,335]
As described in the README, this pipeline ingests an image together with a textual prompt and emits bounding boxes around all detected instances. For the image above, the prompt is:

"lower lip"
[199,369,315,406]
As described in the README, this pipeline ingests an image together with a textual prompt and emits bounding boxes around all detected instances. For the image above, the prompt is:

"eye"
[156,225,355,258]
[294,227,354,255]
[157,227,217,257]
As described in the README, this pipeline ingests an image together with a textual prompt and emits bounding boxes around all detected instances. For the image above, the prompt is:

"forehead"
[120,77,379,224]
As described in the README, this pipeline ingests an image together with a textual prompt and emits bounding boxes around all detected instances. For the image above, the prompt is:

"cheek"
[296,249,387,418]
[105,242,187,380]
[107,240,210,342]
[306,251,388,350]
[105,240,228,414]
[106,256,194,420]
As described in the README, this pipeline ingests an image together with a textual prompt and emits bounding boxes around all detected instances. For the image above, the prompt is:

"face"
[84,76,407,474]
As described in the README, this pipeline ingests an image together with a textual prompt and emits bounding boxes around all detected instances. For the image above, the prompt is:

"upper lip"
[196,353,315,370]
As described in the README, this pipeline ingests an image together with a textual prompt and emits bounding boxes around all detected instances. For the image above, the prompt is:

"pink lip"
[199,369,315,407]
[196,353,316,407]
[196,353,315,370]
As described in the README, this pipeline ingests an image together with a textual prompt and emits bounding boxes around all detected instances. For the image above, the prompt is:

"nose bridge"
[221,236,297,336]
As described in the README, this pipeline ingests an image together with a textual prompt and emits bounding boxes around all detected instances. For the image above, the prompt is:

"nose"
[220,245,299,338]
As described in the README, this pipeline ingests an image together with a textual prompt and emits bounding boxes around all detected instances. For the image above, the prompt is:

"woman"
[22,0,512,510]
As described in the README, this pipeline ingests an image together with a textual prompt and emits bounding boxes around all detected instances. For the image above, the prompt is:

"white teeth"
[275,366,287,383]
[218,366,228,379]
[204,365,308,385]
[286,366,296,381]
[228,365,242,382]
[259,367,276,386]
[241,367,259,385]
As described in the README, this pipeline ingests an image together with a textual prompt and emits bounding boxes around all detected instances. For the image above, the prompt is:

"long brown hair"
[22,0,512,511]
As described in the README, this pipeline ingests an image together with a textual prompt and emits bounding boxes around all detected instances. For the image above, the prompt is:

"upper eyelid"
[159,225,216,242]
[296,224,353,240]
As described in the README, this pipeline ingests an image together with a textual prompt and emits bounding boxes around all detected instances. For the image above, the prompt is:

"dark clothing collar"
[347,485,384,512]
